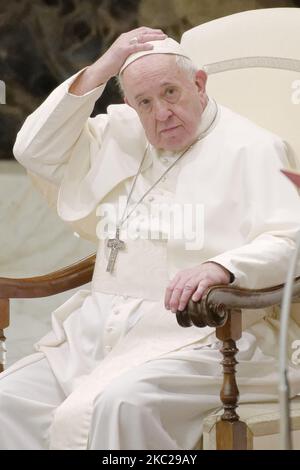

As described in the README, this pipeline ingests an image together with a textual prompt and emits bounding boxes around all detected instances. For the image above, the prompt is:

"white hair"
[116,54,200,96]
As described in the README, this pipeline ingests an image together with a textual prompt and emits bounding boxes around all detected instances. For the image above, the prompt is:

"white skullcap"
[119,37,192,74]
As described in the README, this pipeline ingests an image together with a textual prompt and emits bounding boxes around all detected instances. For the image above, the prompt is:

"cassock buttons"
[105,345,112,352]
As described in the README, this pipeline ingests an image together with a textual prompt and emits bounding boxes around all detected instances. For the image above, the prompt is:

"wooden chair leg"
[0,299,10,372]
[215,309,251,450]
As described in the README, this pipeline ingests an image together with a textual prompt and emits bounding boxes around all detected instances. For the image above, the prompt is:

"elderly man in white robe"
[1,27,300,450]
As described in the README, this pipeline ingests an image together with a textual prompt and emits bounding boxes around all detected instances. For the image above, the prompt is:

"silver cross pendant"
[106,227,125,273]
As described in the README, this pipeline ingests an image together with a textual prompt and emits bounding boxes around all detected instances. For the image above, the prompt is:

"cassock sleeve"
[13,69,108,242]
[13,69,107,185]
[207,137,300,289]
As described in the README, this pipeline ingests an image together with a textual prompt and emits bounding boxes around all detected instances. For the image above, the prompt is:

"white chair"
[181,7,300,450]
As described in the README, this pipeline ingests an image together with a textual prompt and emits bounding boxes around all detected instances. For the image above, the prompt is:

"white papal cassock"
[1,70,300,449]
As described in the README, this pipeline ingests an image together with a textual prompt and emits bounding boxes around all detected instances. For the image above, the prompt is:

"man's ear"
[195,70,207,93]
[124,96,132,108]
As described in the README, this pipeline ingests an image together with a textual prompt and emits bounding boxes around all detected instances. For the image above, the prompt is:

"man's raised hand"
[97,27,167,80]
[69,27,166,95]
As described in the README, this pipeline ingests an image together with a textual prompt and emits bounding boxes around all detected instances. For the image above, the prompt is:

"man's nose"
[154,101,172,121]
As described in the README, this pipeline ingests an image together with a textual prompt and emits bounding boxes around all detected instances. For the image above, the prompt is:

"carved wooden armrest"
[176,278,300,450]
[176,277,300,328]
[0,253,96,372]
[0,253,96,299]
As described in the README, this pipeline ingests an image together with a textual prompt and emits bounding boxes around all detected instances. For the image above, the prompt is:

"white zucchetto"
[119,37,193,74]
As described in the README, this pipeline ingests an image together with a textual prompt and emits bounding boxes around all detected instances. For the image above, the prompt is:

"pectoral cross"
[106,227,125,273]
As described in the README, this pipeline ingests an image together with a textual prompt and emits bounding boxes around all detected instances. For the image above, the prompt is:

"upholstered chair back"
[181,8,300,168]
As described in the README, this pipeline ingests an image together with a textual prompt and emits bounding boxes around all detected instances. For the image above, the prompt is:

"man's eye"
[139,99,150,107]
[165,88,179,100]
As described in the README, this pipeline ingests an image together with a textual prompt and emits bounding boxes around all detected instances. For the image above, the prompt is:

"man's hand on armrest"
[164,262,233,314]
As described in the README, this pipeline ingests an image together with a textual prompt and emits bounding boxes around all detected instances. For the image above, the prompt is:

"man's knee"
[0,369,16,391]
[0,372,18,411]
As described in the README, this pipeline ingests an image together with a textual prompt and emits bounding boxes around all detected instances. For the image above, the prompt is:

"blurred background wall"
[1,0,300,160]
[0,0,299,366]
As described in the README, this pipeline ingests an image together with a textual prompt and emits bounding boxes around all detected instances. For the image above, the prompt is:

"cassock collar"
[196,97,219,138]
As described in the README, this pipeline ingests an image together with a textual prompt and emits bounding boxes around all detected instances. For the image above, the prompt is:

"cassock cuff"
[203,261,235,284]
[66,67,107,98]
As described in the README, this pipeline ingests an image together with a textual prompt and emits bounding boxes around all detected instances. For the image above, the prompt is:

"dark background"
[1,0,299,159]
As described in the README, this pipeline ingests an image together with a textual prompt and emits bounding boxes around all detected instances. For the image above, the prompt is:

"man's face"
[122,55,207,151]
